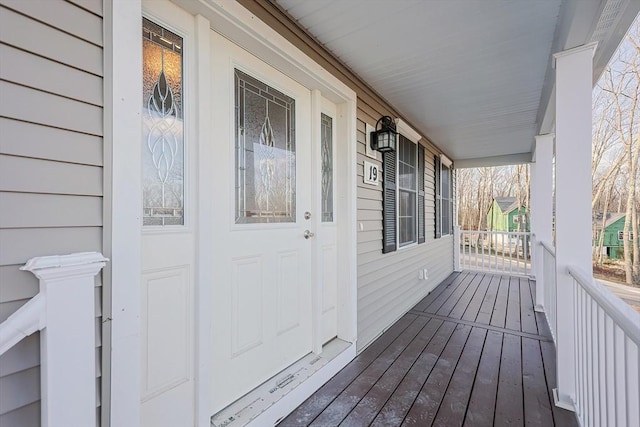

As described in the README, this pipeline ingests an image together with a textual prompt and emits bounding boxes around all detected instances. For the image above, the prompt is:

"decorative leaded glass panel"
[321,113,334,222]
[235,69,296,224]
[142,18,184,226]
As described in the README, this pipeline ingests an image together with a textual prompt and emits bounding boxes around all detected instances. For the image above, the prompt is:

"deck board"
[341,319,444,426]
[401,324,472,426]
[448,273,484,319]
[370,321,457,427]
[413,273,462,312]
[520,277,539,335]
[434,274,477,317]
[424,271,474,315]
[461,273,492,322]
[505,276,522,331]
[279,315,418,426]
[309,317,430,426]
[495,334,524,425]
[490,276,510,328]
[474,274,501,324]
[431,327,487,427]
[464,329,503,426]
[281,272,579,427]
[522,337,555,426]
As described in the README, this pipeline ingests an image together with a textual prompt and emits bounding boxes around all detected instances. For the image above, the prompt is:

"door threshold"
[211,338,355,427]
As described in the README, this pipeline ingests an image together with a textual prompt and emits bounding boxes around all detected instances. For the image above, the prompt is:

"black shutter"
[382,150,397,253]
[418,145,425,244]
[435,155,441,239]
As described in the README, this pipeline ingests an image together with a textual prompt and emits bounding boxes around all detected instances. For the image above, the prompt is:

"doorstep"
[211,338,354,427]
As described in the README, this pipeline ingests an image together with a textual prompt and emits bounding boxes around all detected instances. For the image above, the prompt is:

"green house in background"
[487,197,529,232]
[593,213,631,259]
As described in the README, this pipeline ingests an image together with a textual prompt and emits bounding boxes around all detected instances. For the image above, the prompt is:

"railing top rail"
[459,230,531,236]
[539,240,555,256]
[568,266,640,345]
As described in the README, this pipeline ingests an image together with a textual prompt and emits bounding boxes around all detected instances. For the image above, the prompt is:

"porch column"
[530,134,554,311]
[553,42,597,410]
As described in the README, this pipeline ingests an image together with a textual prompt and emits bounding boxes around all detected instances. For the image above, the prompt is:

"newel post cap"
[20,252,109,280]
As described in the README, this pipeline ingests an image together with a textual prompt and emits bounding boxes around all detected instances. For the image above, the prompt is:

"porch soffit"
[275,0,639,166]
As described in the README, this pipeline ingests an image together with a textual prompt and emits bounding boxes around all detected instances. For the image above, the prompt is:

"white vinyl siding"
[0,1,104,426]
[357,116,454,352]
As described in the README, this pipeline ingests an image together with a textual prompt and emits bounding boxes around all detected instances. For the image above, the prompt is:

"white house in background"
[0,0,638,426]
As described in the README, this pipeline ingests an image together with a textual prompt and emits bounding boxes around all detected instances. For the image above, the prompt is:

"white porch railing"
[457,229,532,276]
[536,239,640,426]
[0,252,107,427]
[540,240,557,342]
[568,266,640,427]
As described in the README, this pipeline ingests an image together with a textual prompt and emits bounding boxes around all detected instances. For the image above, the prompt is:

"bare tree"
[598,20,640,284]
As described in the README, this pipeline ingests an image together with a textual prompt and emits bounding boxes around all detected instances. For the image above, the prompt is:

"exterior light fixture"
[370,116,397,152]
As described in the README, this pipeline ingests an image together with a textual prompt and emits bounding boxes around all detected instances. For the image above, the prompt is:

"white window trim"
[440,152,453,167]
[440,161,452,237]
[618,230,634,241]
[396,135,419,249]
[395,118,422,143]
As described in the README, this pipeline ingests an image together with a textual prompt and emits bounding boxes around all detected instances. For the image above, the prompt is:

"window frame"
[618,230,634,241]
[436,154,453,238]
[440,162,452,236]
[397,135,418,248]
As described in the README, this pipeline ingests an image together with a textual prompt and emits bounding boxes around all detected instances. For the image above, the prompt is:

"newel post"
[21,252,108,427]
[553,42,597,411]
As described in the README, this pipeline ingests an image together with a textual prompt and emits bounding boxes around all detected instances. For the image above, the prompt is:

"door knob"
[304,230,315,239]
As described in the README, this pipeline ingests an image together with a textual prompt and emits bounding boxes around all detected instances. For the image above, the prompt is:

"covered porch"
[1,1,639,426]
[281,271,578,426]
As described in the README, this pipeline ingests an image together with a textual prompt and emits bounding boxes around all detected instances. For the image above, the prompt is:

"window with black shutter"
[381,135,426,253]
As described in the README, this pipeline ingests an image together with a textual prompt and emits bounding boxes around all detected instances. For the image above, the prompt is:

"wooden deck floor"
[280,271,579,427]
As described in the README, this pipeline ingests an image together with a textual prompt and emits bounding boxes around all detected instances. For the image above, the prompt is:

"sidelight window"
[142,18,185,226]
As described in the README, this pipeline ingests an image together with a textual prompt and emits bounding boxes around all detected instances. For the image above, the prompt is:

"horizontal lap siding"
[356,115,453,351]
[0,1,104,426]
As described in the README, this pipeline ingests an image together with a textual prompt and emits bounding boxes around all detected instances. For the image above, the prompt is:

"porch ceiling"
[275,0,639,166]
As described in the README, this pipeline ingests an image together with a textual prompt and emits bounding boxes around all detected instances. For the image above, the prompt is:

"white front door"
[209,30,314,411]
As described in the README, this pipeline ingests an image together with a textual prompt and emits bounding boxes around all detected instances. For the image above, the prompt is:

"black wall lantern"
[370,116,397,152]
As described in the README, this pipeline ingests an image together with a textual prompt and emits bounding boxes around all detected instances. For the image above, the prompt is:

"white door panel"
[140,9,195,426]
[319,99,339,344]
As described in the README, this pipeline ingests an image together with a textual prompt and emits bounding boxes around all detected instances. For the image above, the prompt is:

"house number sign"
[363,161,379,186]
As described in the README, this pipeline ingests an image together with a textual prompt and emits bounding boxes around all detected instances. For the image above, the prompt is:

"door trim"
[103,1,143,426]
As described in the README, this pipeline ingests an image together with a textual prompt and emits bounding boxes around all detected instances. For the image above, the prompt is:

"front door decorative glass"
[235,69,296,223]
[142,18,184,226]
[321,113,334,222]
